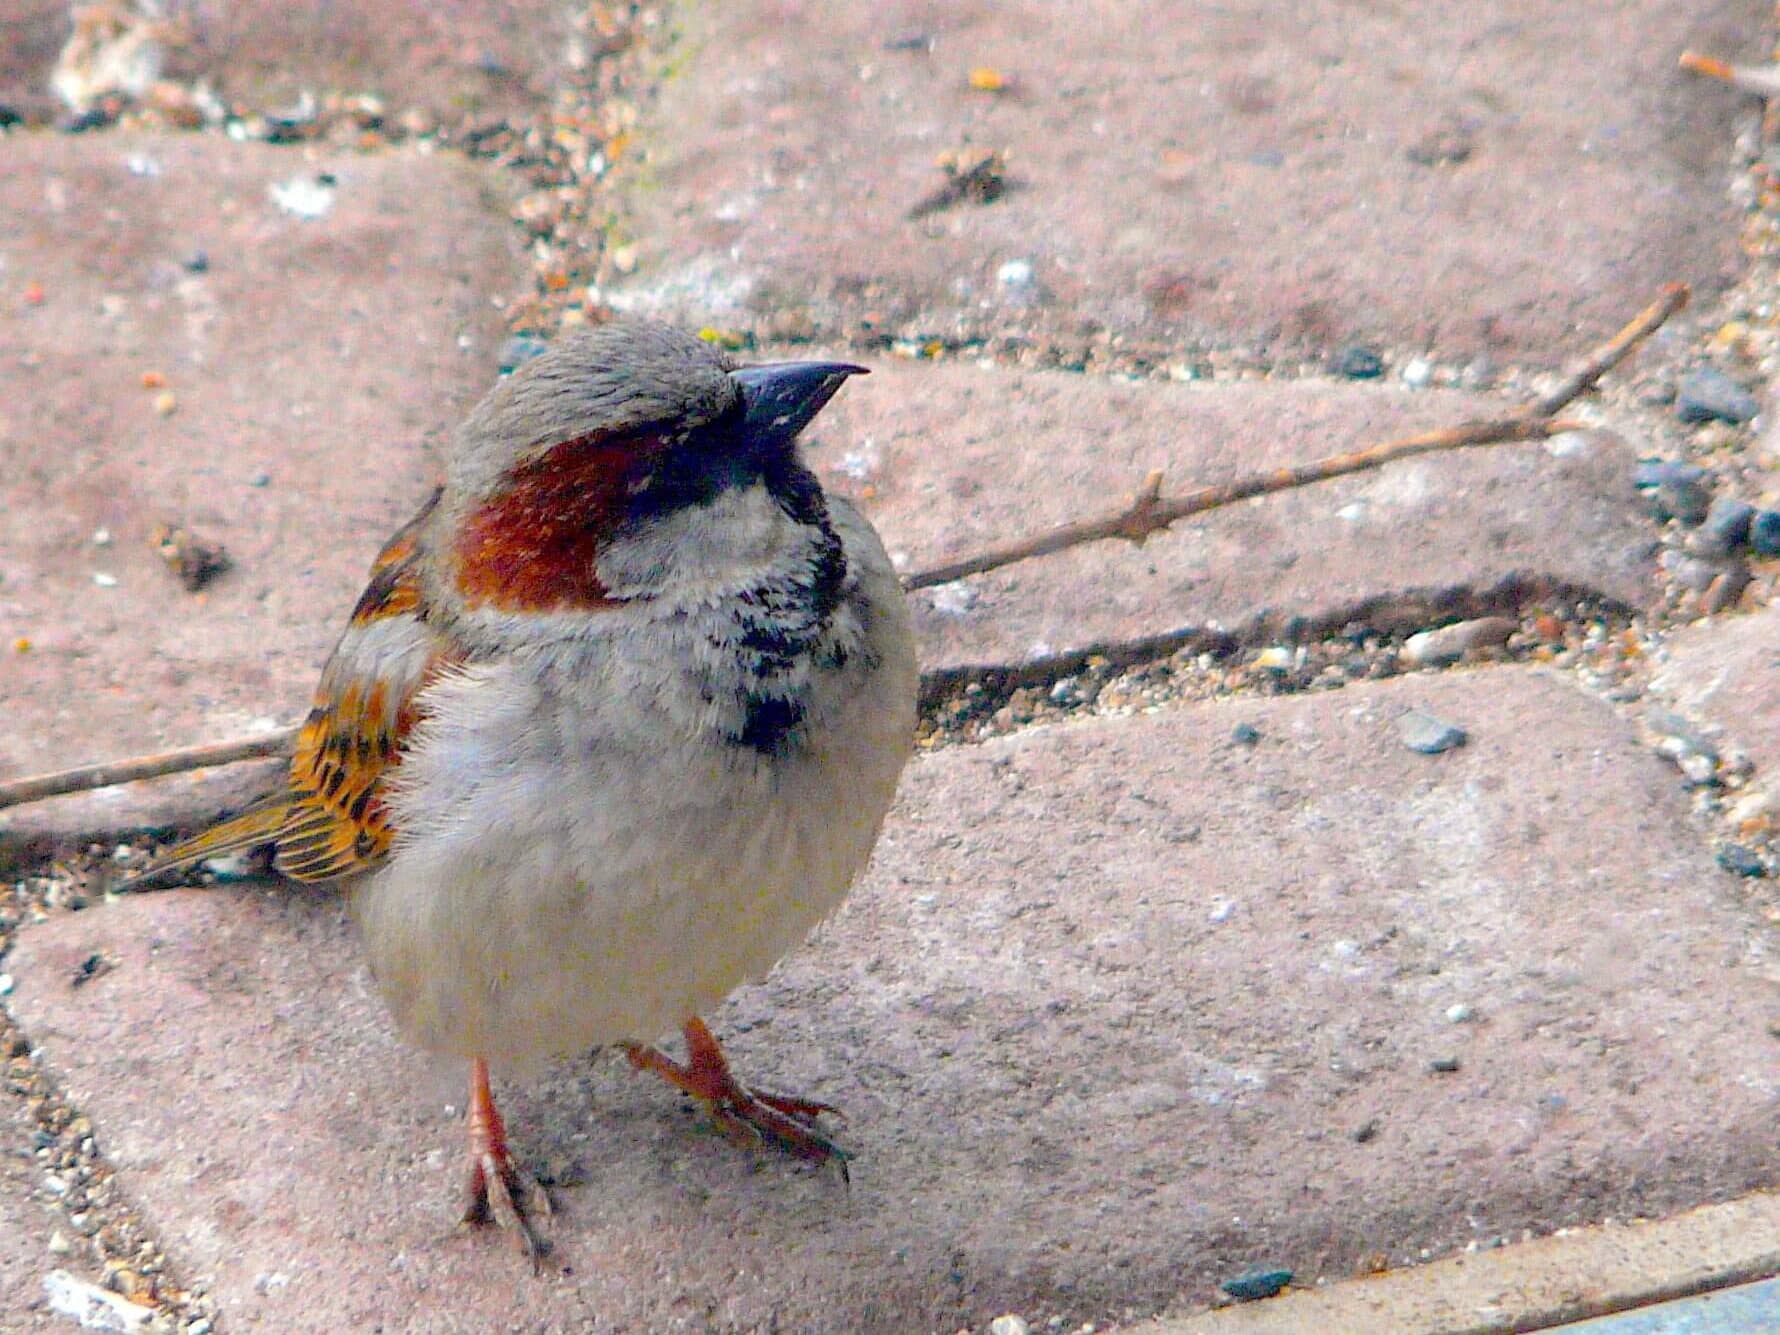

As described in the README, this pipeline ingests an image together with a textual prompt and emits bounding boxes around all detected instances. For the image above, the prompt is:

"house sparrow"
[126,320,919,1263]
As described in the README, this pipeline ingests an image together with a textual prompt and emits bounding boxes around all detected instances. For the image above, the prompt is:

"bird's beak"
[731,361,868,451]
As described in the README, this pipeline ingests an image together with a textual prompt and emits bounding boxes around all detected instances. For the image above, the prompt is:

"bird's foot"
[624,1018,852,1178]
[460,1058,552,1268]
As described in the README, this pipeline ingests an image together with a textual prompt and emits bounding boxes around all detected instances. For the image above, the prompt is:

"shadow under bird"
[124,320,919,1264]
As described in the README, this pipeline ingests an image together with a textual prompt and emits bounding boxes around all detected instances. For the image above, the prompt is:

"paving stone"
[0,0,583,124]
[6,669,1776,1332]
[1652,606,1780,777]
[0,132,526,848]
[0,1095,82,1332]
[0,1,68,123]
[799,362,1658,670]
[612,1,1764,364]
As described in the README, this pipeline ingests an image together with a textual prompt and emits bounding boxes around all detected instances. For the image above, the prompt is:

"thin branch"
[1680,49,1780,99]
[905,282,1687,590]
[1526,282,1689,418]
[0,284,1689,813]
[0,730,297,812]
[903,416,1574,590]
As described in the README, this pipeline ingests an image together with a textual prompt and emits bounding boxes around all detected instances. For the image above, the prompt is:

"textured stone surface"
[163,0,585,123]
[613,0,1763,363]
[8,670,1776,1332]
[1652,607,1780,776]
[0,0,67,122]
[0,0,584,124]
[0,132,525,846]
[799,363,1658,670]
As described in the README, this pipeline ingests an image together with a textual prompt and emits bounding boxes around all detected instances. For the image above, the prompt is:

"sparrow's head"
[444,320,863,613]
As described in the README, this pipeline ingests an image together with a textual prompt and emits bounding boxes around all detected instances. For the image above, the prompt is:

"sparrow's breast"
[356,493,917,1066]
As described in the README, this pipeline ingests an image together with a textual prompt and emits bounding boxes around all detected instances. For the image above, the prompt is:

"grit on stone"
[1652,607,1780,781]
[798,363,1658,670]
[6,670,1776,1333]
[612,0,1763,362]
[0,133,525,846]
[0,1093,85,1332]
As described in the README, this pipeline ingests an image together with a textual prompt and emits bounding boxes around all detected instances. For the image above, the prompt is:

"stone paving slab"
[6,669,1777,1333]
[0,0,585,125]
[613,0,1764,364]
[800,363,1658,669]
[1145,1191,1780,1334]
[1652,606,1780,778]
[0,0,67,123]
[0,131,526,846]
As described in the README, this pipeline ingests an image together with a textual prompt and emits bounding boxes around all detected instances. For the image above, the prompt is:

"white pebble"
[92,572,118,588]
[1253,645,1294,671]
[1680,753,1717,785]
[0,974,11,996]
[43,1270,159,1332]
[90,528,112,546]
[991,1317,1031,1335]
[1445,1003,1474,1024]
[1401,357,1433,388]
[996,259,1034,289]
[928,581,978,618]
[269,175,336,220]
[47,1229,71,1255]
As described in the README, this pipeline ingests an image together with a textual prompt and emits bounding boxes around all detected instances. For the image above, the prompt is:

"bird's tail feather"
[115,797,293,892]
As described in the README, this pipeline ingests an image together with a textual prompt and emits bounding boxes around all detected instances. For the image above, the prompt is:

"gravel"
[1676,367,1759,425]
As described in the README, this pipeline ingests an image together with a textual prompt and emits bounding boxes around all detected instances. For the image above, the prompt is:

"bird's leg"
[460,1056,551,1266]
[623,1018,851,1175]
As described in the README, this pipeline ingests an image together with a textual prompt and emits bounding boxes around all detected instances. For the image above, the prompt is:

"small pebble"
[1401,616,1515,667]
[1704,566,1752,615]
[1751,510,1780,557]
[1352,1119,1379,1143]
[1231,722,1260,746]
[152,390,178,416]
[499,333,550,373]
[1445,1003,1474,1024]
[1253,645,1295,671]
[1676,367,1759,425]
[47,1229,71,1255]
[1718,843,1766,878]
[1429,1055,1461,1073]
[250,472,272,488]
[1397,709,1466,755]
[1679,753,1718,787]
[183,249,210,273]
[92,572,118,588]
[1701,496,1755,552]
[1634,458,1704,491]
[0,974,12,996]
[990,1317,1031,1335]
[1400,357,1433,389]
[1660,549,1724,593]
[1331,346,1384,379]
[1655,476,1712,526]
[1221,1267,1293,1302]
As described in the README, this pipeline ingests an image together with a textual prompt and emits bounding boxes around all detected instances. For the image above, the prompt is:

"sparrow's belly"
[354,656,912,1067]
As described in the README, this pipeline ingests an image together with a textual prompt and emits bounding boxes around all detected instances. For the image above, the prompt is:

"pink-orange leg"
[623,1018,851,1177]
[460,1057,551,1267]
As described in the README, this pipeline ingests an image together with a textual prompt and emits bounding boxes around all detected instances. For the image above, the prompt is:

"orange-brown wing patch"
[275,490,448,883]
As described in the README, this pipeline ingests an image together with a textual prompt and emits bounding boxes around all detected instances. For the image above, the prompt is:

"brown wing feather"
[127,489,449,889]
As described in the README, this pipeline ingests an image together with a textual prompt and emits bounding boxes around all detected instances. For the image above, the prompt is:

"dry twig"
[0,284,1688,813]
[0,730,295,812]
